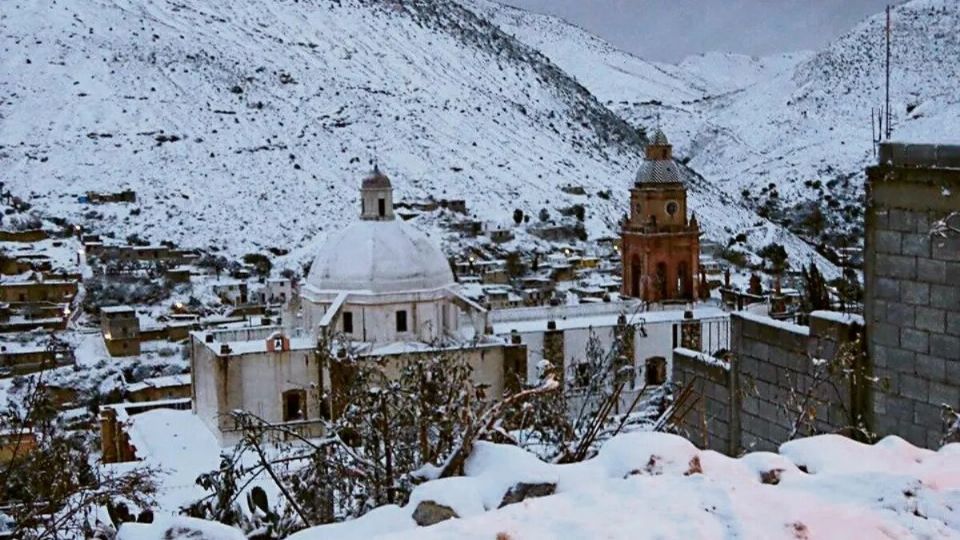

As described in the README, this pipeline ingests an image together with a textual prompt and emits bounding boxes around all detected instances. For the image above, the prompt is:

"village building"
[101,306,142,356]
[621,130,701,304]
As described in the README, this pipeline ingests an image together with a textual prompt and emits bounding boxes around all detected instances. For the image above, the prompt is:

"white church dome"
[306,219,455,294]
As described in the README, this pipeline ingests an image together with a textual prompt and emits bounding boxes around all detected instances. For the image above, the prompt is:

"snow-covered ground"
[117,428,960,539]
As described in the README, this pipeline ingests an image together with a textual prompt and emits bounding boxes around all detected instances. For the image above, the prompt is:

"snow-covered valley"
[1,0,834,273]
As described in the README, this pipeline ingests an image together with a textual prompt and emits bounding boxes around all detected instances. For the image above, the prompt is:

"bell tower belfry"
[621,129,701,304]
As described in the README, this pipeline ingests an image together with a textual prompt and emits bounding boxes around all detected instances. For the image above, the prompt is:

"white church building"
[190,169,523,444]
[190,168,729,445]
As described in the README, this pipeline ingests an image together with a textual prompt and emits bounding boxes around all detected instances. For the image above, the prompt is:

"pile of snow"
[121,431,960,539]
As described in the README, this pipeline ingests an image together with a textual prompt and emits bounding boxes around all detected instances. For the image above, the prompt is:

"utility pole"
[885,4,892,140]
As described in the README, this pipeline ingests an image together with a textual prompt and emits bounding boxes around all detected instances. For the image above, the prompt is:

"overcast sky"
[500,0,896,63]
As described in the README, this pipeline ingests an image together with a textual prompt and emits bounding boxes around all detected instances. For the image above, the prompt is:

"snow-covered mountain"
[475,0,960,248]
[0,0,832,272]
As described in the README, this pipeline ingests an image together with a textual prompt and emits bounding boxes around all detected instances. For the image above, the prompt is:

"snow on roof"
[305,219,454,294]
[101,305,135,313]
[125,374,191,393]
[118,409,221,511]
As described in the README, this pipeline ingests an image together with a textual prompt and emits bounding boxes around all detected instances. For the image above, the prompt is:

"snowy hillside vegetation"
[475,0,960,251]
[0,0,832,272]
[118,432,960,539]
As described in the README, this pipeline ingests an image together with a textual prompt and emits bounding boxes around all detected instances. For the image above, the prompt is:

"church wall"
[502,315,729,391]
[370,345,514,400]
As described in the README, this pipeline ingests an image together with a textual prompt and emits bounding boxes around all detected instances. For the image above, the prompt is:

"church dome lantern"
[636,129,681,185]
[305,168,455,294]
[360,165,395,220]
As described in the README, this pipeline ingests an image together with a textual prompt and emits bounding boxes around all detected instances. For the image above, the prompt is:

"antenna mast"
[884,4,892,140]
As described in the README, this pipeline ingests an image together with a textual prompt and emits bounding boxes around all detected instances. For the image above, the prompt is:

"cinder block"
[930,284,960,310]
[947,313,960,337]
[873,322,901,347]
[945,262,960,286]
[901,233,931,257]
[917,258,947,284]
[875,230,902,254]
[932,236,960,262]
[929,382,960,407]
[888,208,920,232]
[878,254,917,280]
[947,359,960,382]
[900,375,930,402]
[915,306,946,333]
[930,333,960,360]
[913,401,941,428]
[901,281,930,306]
[914,354,946,383]
[886,301,915,325]
[900,328,929,353]
[875,278,901,300]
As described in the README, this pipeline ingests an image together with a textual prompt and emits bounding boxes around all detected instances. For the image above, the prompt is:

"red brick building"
[621,130,701,303]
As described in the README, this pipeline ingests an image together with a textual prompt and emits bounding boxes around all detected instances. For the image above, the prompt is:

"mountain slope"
[477,0,960,250]
[0,0,831,272]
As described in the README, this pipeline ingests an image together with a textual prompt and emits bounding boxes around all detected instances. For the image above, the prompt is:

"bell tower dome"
[360,166,394,221]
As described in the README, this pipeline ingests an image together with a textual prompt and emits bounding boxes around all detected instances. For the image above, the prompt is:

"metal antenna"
[885,4,892,140]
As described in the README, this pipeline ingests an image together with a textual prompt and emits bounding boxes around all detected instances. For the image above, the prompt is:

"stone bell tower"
[621,129,701,303]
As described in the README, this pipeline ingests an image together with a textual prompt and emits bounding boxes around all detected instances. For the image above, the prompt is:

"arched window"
[656,262,668,300]
[678,261,688,298]
[645,356,667,386]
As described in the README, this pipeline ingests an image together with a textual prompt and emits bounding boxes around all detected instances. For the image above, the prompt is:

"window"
[645,357,667,386]
[574,363,591,388]
[396,310,408,332]
[273,336,284,351]
[378,198,386,217]
[343,311,353,334]
[283,390,306,422]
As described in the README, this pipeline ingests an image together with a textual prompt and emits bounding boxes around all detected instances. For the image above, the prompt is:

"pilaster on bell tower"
[621,129,702,304]
[360,165,395,221]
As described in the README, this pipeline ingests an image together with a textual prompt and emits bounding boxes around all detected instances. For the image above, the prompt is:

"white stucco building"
[191,170,519,444]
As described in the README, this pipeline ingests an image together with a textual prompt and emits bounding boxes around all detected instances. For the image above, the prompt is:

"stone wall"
[865,143,960,448]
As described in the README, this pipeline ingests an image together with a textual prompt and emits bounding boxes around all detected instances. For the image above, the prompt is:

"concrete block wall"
[732,312,863,453]
[673,311,864,455]
[866,146,960,448]
[673,348,735,454]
